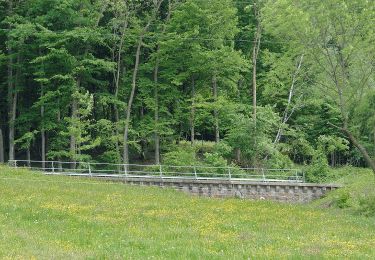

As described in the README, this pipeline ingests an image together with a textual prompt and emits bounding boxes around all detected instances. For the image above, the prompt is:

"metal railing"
[7,160,305,183]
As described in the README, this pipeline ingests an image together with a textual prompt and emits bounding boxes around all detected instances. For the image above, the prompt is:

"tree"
[5,0,17,161]
[263,0,375,174]
[0,0,373,176]
[123,0,164,166]
[250,0,262,123]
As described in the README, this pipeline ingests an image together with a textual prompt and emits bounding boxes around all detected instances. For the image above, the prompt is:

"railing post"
[194,166,197,180]
[88,163,92,177]
[262,168,266,182]
[58,161,62,172]
[159,165,163,179]
[228,167,232,181]
[123,164,128,177]
[52,161,55,173]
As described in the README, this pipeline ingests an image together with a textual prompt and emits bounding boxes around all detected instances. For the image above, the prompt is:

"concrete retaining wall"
[100,177,341,203]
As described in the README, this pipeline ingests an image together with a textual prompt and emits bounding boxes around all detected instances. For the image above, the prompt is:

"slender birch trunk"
[273,54,304,145]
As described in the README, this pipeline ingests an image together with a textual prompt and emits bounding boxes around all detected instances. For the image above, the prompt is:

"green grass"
[1,165,375,259]
[314,166,375,216]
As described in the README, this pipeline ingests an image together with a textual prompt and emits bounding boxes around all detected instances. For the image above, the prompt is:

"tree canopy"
[0,0,374,178]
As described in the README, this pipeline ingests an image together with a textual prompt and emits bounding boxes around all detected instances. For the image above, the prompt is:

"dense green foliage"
[0,0,374,178]
[0,166,374,258]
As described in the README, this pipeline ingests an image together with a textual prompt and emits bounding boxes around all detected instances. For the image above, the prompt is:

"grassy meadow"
[0,165,375,259]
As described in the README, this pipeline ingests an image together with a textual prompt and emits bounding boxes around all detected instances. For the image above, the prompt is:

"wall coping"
[98,176,342,189]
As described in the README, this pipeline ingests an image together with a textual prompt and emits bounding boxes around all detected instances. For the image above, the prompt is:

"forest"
[0,0,374,181]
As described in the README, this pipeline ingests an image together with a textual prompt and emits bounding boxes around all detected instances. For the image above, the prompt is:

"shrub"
[331,189,351,209]
[203,152,227,167]
[98,151,120,164]
[196,141,216,155]
[306,150,330,183]
[212,142,233,158]
[266,150,294,169]
[162,146,197,166]
[357,195,375,217]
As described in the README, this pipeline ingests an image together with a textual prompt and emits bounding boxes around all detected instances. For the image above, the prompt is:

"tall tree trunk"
[70,92,78,169]
[123,40,142,165]
[251,2,261,123]
[113,17,129,165]
[57,105,62,171]
[235,148,241,163]
[251,2,261,166]
[153,0,171,164]
[41,86,46,169]
[7,0,15,162]
[7,50,14,161]
[8,93,17,161]
[328,44,375,174]
[212,75,220,143]
[8,54,19,162]
[273,54,304,145]
[190,76,195,145]
[69,2,108,169]
[0,128,4,163]
[252,44,258,122]
[154,64,160,164]
[123,1,162,166]
[113,35,126,171]
[343,128,375,175]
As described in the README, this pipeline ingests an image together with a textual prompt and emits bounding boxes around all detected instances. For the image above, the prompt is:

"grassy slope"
[0,166,375,259]
[313,167,375,215]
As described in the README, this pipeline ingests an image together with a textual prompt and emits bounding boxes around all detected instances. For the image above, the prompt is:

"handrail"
[8,159,301,171]
[7,159,305,183]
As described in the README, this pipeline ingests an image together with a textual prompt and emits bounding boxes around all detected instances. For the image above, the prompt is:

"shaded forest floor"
[0,165,374,258]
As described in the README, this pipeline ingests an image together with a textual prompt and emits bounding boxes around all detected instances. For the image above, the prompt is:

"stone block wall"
[101,177,341,203]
